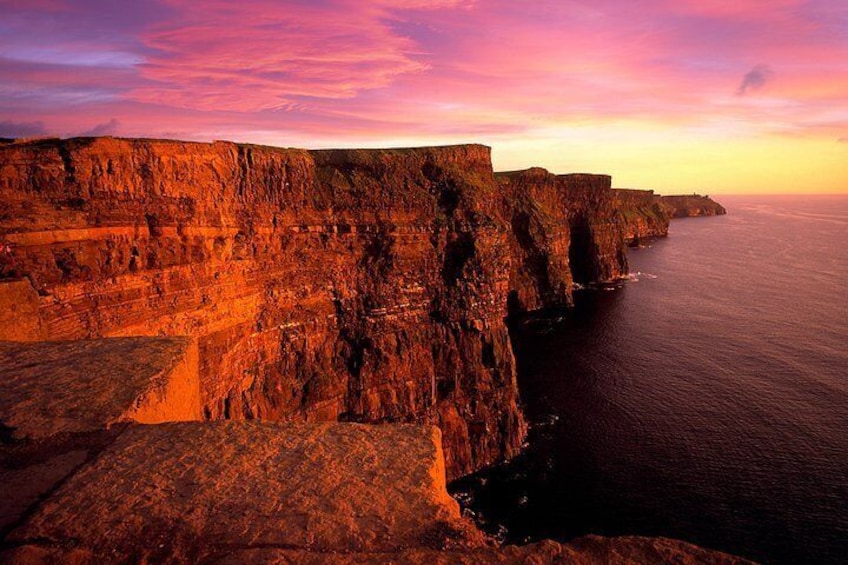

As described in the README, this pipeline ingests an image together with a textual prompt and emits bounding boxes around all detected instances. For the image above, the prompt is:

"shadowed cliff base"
[0,137,736,563]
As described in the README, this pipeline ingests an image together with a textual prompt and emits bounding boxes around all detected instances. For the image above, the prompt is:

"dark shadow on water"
[450,289,643,543]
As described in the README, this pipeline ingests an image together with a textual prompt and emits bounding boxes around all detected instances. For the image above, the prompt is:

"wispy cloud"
[0,0,846,184]
[80,118,120,136]
[129,0,472,111]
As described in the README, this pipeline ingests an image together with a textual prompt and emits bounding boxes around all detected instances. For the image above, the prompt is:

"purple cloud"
[0,119,47,138]
[736,64,773,95]
[80,118,120,136]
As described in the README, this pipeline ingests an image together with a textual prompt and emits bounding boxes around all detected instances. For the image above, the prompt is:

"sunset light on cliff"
[2,0,847,193]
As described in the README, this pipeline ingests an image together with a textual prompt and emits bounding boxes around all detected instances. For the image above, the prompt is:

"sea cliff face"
[613,188,673,243]
[498,168,627,313]
[0,137,525,478]
[613,189,727,243]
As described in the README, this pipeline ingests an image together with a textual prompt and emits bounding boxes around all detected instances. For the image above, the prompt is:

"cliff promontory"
[613,189,674,243]
[662,194,727,218]
[613,189,727,244]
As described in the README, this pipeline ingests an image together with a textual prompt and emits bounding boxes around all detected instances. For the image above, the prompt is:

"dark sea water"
[450,195,848,565]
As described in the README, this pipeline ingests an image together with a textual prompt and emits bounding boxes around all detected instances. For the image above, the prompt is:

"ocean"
[450,195,848,565]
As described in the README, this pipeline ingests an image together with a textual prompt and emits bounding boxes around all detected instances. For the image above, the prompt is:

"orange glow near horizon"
[1,1,846,194]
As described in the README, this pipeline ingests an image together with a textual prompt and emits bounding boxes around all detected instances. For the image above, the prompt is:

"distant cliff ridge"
[614,189,727,243]
[498,168,627,313]
[613,188,673,243]
[662,194,728,218]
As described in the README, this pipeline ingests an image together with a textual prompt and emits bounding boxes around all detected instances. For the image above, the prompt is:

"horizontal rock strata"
[0,137,528,478]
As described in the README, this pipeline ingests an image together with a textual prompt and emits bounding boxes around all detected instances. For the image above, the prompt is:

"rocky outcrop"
[661,194,727,218]
[0,337,201,440]
[497,168,627,314]
[0,137,525,479]
[613,189,673,244]
[0,416,754,564]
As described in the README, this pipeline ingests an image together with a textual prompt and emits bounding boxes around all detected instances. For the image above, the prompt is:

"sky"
[1,0,847,194]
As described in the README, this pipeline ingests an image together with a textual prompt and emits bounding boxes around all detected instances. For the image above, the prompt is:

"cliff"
[613,189,673,244]
[613,190,728,244]
[497,168,627,313]
[0,137,529,479]
[661,194,727,218]
[0,137,749,564]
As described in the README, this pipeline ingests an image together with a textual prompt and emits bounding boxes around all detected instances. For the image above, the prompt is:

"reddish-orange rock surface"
[0,137,526,478]
[5,422,472,562]
[1,420,754,565]
[0,337,200,440]
[0,137,746,564]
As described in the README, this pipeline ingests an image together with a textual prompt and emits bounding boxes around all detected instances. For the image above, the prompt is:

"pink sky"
[2,0,847,192]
